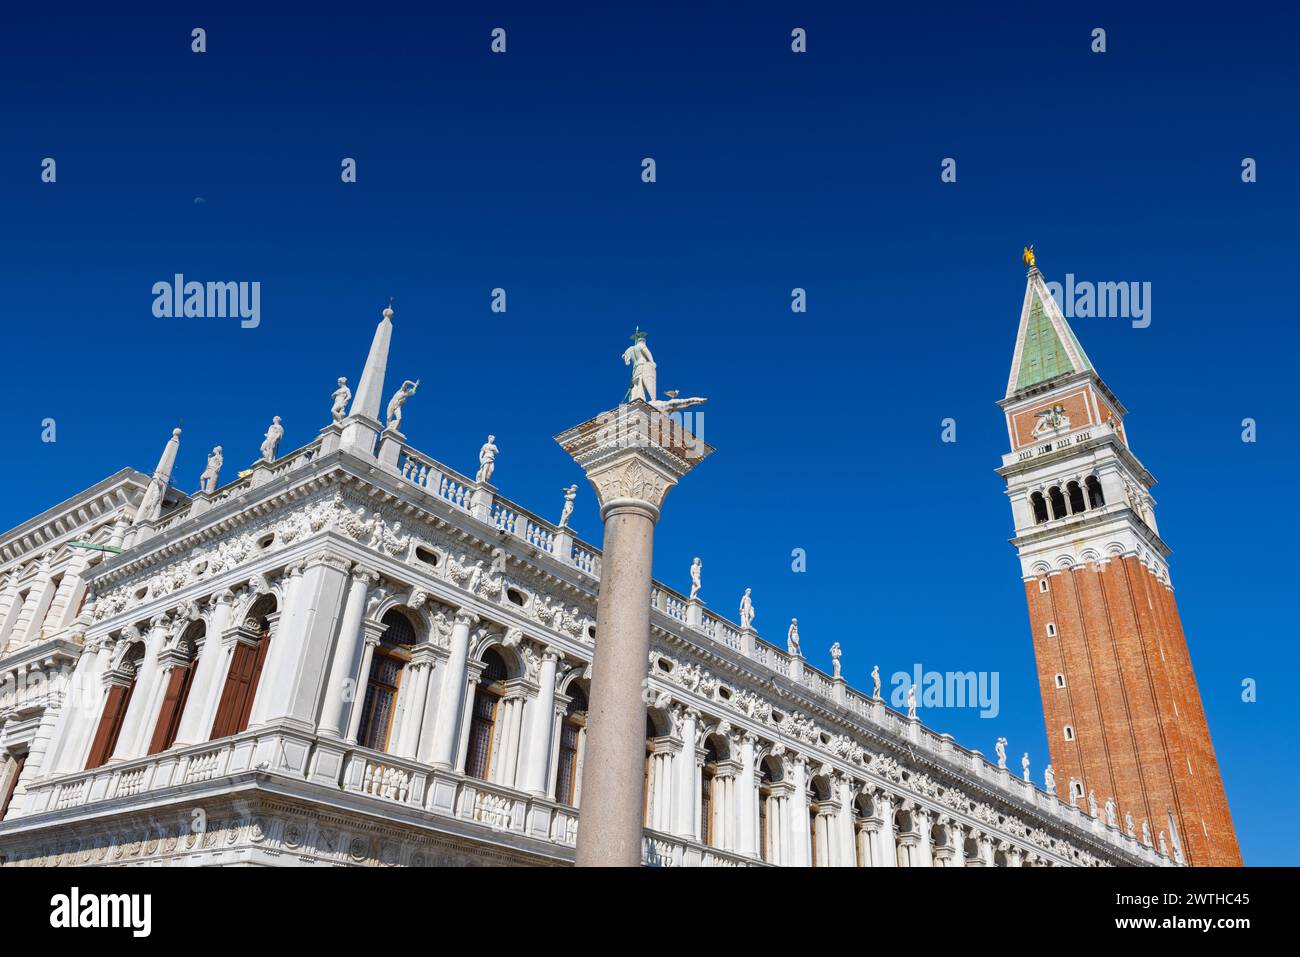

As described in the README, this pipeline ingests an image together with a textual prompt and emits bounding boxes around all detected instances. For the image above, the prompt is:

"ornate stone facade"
[0,305,1166,868]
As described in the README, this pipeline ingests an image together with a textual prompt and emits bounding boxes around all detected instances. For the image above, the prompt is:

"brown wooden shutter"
[147,664,194,755]
[210,630,271,740]
[1,751,27,820]
[85,683,134,769]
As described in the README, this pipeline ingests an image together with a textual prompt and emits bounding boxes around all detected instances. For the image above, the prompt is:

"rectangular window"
[357,652,403,752]
[464,689,498,780]
[555,721,580,805]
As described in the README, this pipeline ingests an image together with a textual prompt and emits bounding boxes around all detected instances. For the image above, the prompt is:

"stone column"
[318,566,376,739]
[673,707,699,840]
[877,792,898,867]
[521,649,560,796]
[59,638,115,772]
[789,757,810,867]
[428,609,477,768]
[173,590,235,747]
[736,733,758,858]
[391,649,436,758]
[344,623,384,744]
[111,617,168,761]
[952,823,967,867]
[917,808,934,867]
[556,401,713,867]
[836,777,857,866]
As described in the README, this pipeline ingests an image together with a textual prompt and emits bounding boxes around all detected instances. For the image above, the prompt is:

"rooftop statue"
[331,377,351,423]
[688,557,702,600]
[558,484,577,529]
[476,435,499,484]
[260,416,284,462]
[738,588,754,630]
[199,446,224,494]
[386,379,419,432]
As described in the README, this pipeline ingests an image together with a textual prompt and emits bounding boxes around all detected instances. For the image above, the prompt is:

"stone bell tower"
[996,249,1241,866]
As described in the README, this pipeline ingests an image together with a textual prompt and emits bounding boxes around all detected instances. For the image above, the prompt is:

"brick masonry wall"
[1024,558,1241,865]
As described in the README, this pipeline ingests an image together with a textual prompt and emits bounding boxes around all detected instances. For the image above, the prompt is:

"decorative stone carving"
[688,557,702,600]
[589,459,669,512]
[786,618,801,657]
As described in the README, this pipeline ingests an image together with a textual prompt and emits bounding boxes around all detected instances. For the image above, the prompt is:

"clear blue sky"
[2,5,1295,864]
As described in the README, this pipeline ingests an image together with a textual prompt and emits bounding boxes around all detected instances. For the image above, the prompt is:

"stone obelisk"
[556,335,711,866]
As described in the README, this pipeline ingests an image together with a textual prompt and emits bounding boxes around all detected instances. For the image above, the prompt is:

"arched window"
[555,686,587,806]
[1086,476,1105,508]
[86,640,146,769]
[211,596,276,740]
[701,739,719,848]
[1066,481,1086,514]
[147,621,203,755]
[356,610,419,752]
[1030,492,1049,524]
[465,650,508,780]
[1048,486,1067,520]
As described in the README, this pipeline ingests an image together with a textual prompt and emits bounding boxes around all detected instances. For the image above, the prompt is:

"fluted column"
[318,566,376,739]
[429,609,477,768]
[522,649,560,796]
[557,400,713,867]
[952,822,967,867]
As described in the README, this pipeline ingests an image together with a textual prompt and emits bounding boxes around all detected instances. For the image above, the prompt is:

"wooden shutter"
[1,751,27,819]
[85,683,134,769]
[147,664,194,755]
[211,637,263,740]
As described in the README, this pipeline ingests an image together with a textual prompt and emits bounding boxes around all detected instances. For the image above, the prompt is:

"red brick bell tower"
[996,250,1241,866]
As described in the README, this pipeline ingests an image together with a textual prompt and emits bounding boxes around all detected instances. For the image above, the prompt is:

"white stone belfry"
[338,303,393,458]
[556,395,713,867]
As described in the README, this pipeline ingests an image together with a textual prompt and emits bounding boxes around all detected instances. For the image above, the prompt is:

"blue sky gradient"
[2,5,1296,863]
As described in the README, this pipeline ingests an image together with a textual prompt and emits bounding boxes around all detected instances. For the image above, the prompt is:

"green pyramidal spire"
[1006,264,1094,398]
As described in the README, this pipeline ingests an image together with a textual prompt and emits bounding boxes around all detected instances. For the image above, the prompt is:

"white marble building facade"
[0,310,1167,868]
